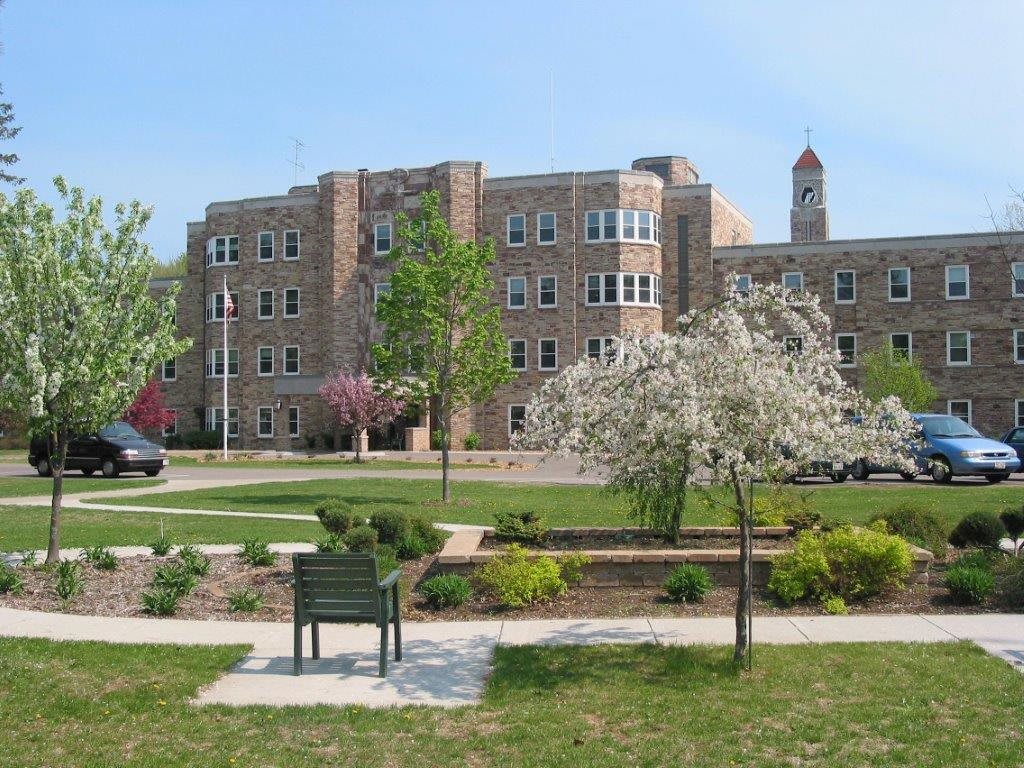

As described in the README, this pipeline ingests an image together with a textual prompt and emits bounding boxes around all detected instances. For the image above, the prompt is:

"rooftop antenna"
[804,126,813,147]
[287,137,307,186]
[549,71,555,173]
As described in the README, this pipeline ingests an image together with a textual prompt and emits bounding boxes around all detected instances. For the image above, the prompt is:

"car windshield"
[917,415,980,439]
[97,421,144,440]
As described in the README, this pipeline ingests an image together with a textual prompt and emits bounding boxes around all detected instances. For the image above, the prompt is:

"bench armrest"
[378,569,402,590]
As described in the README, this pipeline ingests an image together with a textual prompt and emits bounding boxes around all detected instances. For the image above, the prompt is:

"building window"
[258,231,274,262]
[1013,263,1024,297]
[783,336,803,354]
[538,338,557,371]
[284,230,300,260]
[205,349,239,378]
[257,289,274,319]
[537,212,556,244]
[585,273,662,307]
[946,331,971,366]
[288,406,300,437]
[374,282,390,307]
[283,345,300,375]
[508,404,526,436]
[584,209,661,244]
[257,346,274,376]
[257,406,274,438]
[507,277,526,309]
[782,272,804,297]
[205,236,239,268]
[374,223,392,255]
[586,337,617,363]
[509,339,527,371]
[947,400,972,425]
[204,407,238,437]
[733,274,751,296]
[834,270,855,303]
[205,292,239,323]
[946,265,969,300]
[538,276,557,308]
[284,287,300,318]
[1017,400,1024,427]
[162,410,177,438]
[836,334,856,367]
[890,332,912,361]
[888,267,910,302]
[161,358,176,382]
[1015,330,1024,364]
[507,214,525,246]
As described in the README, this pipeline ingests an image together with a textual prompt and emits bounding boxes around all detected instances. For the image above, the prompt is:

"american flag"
[224,290,236,319]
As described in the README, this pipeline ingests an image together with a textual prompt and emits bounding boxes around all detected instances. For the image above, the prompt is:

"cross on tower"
[804,126,813,147]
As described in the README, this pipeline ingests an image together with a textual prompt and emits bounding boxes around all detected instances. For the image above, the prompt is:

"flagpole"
[222,273,229,461]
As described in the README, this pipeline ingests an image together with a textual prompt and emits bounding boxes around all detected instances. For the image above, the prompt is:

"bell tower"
[790,141,829,243]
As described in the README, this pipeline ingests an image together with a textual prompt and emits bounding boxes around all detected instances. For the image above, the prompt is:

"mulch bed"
[0,553,1006,622]
[479,535,793,552]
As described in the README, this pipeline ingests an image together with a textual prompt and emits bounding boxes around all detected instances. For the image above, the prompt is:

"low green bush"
[494,510,548,545]
[557,553,592,585]
[664,564,714,603]
[822,596,848,615]
[1000,506,1024,554]
[397,517,448,560]
[994,557,1024,610]
[726,485,806,528]
[476,544,566,608]
[181,429,221,450]
[227,587,265,613]
[945,564,994,605]
[314,532,347,553]
[153,564,198,597]
[375,544,400,578]
[149,535,173,556]
[314,498,356,536]
[238,538,277,567]
[0,564,24,595]
[420,574,472,609]
[141,586,181,615]
[949,512,1005,550]
[369,509,409,545]
[868,503,948,558]
[81,545,118,571]
[431,429,445,450]
[54,559,84,602]
[463,432,481,451]
[344,524,379,553]
[177,545,211,577]
[951,550,996,572]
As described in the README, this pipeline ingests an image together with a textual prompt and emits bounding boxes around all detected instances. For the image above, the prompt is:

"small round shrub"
[868,503,948,558]
[822,596,848,615]
[999,506,1024,552]
[945,564,994,605]
[951,550,996,572]
[463,432,481,451]
[557,553,592,585]
[153,564,199,597]
[408,516,447,552]
[344,524,379,553]
[948,512,1006,550]
[141,586,181,615]
[420,574,472,609]
[238,538,277,567]
[476,544,566,608]
[227,587,265,613]
[664,564,714,603]
[314,532,347,553]
[149,535,173,556]
[494,510,548,545]
[994,557,1024,609]
[369,509,409,545]
[314,498,356,536]
[0,564,25,595]
[81,545,118,571]
[177,545,211,577]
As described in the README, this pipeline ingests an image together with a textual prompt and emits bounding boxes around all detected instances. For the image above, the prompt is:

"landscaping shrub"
[238,538,277,567]
[476,544,566,608]
[431,429,445,450]
[54,560,84,602]
[18,550,39,568]
[397,517,448,560]
[375,544,400,577]
[822,596,848,615]
[153,564,199,597]
[0,564,24,595]
[557,553,592,585]
[494,510,548,545]
[81,545,118,571]
[726,485,805,528]
[664,564,714,603]
[141,587,181,615]
[344,524,379,553]
[227,587,265,613]
[994,557,1024,610]
[945,564,994,605]
[181,429,220,450]
[420,574,472,609]
[868,503,948,558]
[314,532,347,553]
[369,509,409,545]
[463,432,481,451]
[149,535,173,556]
[314,498,356,536]
[948,512,1006,550]
[951,550,996,572]
[767,531,830,605]
[784,509,822,533]
[999,506,1024,554]
[177,545,211,577]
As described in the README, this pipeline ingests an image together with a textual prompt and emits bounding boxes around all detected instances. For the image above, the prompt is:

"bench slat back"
[293,553,381,623]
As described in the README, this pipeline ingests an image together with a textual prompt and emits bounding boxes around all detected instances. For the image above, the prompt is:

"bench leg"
[293,621,302,676]
[379,620,388,678]
[312,621,320,660]
[393,587,402,662]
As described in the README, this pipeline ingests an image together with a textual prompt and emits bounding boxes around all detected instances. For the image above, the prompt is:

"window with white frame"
[888,267,910,301]
[507,277,526,309]
[946,331,970,365]
[288,406,300,437]
[538,276,557,308]
[257,289,274,319]
[205,236,239,268]
[258,231,274,262]
[204,407,238,437]
[584,209,661,245]
[586,337,618,363]
[374,223,392,255]
[946,265,969,300]
[507,214,525,246]
[1017,400,1024,427]
[1014,330,1024,364]
[509,339,527,371]
[733,274,752,296]
[1013,263,1024,297]
[890,332,912,361]
[508,404,526,436]
[947,400,972,425]
[283,345,300,375]
[283,287,300,318]
[783,336,803,354]
[538,338,557,371]
[537,212,556,244]
[284,230,300,260]
[257,406,274,438]
[834,270,855,303]
[162,358,176,382]
[162,410,177,437]
[374,282,390,307]
[585,273,662,307]
[205,349,239,377]
[257,346,274,376]
[782,272,804,296]
[205,292,239,323]
[836,334,856,367]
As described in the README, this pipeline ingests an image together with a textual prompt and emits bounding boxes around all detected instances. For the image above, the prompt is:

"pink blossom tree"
[123,379,176,433]
[318,371,406,462]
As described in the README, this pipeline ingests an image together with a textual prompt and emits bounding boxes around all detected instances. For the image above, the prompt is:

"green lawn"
[0,638,1020,767]
[0,450,24,464]
[169,455,510,471]
[0,506,319,553]
[0,476,163,498]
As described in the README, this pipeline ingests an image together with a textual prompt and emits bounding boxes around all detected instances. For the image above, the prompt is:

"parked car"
[999,426,1024,463]
[29,421,169,478]
[780,445,851,483]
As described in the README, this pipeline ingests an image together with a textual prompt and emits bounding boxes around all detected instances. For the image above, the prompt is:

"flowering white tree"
[0,179,190,562]
[516,279,916,662]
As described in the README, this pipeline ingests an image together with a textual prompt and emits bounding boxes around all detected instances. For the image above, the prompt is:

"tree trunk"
[670,455,690,546]
[440,401,451,503]
[730,465,751,663]
[353,422,363,463]
[45,431,68,564]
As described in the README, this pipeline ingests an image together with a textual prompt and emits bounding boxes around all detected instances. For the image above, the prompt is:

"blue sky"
[2,1,1022,261]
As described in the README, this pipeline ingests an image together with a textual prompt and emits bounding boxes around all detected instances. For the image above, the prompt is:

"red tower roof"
[793,146,823,170]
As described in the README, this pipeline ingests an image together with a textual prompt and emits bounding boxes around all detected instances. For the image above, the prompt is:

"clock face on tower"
[800,186,817,206]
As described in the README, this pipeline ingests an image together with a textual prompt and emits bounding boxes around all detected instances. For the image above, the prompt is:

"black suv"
[29,421,169,478]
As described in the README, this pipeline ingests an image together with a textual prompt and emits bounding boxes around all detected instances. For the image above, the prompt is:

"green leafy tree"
[0,179,191,562]
[374,189,514,502]
[861,341,938,412]
[152,251,187,278]
[0,84,23,185]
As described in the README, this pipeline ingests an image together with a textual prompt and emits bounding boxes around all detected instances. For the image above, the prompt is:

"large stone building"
[156,146,1024,449]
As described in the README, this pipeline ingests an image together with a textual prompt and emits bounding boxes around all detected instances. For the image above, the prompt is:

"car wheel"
[829,472,848,483]
[81,468,95,476]
[851,459,870,481]
[930,457,953,484]
[144,469,160,477]
[101,459,120,479]
[986,473,1011,484]
[36,458,52,477]
[899,471,917,482]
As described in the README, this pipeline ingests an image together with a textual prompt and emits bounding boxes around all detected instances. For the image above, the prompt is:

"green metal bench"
[292,552,402,677]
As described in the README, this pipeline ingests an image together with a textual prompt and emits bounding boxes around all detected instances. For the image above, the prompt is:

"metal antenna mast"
[549,72,555,173]
[287,137,307,186]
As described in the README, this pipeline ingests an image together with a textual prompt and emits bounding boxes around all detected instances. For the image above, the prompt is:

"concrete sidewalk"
[1,606,1021,709]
